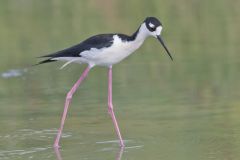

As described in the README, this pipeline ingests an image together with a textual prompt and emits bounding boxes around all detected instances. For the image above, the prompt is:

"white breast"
[80,35,144,67]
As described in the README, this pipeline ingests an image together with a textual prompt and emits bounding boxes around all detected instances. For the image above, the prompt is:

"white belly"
[80,35,144,66]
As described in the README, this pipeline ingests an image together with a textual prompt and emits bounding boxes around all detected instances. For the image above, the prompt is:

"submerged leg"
[108,66,125,147]
[54,147,62,160]
[54,66,91,148]
[116,147,124,160]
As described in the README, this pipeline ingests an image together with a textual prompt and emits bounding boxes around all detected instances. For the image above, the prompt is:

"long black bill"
[157,35,173,61]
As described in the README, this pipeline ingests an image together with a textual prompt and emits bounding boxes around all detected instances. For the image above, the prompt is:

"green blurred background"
[0,0,240,160]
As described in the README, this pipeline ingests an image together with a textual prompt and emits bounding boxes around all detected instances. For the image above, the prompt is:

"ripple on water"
[0,129,71,159]
[0,146,52,159]
[0,128,72,140]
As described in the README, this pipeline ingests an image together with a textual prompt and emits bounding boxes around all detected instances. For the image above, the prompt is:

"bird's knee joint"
[108,104,113,110]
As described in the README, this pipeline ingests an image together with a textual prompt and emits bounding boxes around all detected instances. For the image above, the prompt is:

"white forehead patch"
[156,26,163,35]
[149,22,155,28]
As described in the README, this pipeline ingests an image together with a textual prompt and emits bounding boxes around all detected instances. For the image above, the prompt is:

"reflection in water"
[54,147,124,160]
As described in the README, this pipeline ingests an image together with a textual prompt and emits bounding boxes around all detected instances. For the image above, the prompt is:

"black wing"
[37,34,114,64]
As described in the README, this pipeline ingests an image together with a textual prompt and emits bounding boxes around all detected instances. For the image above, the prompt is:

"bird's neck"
[130,23,149,44]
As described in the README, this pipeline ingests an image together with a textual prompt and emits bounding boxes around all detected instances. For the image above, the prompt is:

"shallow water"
[1,0,240,160]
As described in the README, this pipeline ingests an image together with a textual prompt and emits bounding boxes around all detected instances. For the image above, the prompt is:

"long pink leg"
[108,66,125,147]
[54,66,91,148]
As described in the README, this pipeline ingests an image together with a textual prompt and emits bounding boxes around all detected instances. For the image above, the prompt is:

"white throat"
[134,23,150,43]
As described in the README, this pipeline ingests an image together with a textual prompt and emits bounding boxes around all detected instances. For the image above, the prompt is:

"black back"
[41,34,115,58]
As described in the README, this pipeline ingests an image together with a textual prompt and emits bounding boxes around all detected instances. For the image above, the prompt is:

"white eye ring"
[149,23,155,28]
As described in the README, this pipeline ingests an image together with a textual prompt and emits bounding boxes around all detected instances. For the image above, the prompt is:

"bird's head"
[142,17,173,61]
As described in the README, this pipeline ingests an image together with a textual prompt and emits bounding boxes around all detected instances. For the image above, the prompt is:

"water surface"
[0,0,240,159]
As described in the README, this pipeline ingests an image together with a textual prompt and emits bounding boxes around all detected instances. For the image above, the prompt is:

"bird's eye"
[149,26,156,32]
[151,27,156,31]
[148,23,156,31]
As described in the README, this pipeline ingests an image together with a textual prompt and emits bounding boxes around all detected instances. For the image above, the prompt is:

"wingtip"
[34,59,56,66]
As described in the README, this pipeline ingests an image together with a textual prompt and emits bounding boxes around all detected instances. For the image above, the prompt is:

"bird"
[37,17,173,148]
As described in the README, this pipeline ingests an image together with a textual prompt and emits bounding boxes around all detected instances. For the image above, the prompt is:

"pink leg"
[54,66,91,148]
[108,66,125,147]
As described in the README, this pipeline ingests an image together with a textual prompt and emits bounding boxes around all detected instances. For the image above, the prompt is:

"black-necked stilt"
[37,17,173,148]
